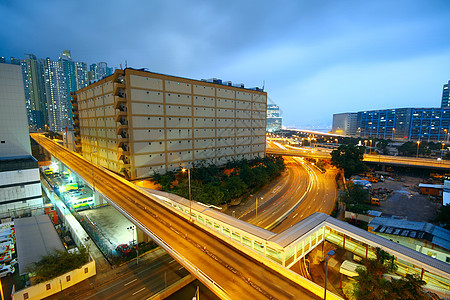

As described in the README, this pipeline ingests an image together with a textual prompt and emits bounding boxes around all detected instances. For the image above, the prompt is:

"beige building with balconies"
[70,69,267,180]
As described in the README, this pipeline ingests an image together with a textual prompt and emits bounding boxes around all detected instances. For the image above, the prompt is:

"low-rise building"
[368,217,450,264]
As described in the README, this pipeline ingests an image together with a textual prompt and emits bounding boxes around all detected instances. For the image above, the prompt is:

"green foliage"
[353,248,397,300]
[398,141,431,157]
[29,247,90,283]
[340,183,370,214]
[353,248,428,300]
[151,156,285,206]
[376,140,389,155]
[433,204,450,230]
[331,144,367,178]
[389,274,429,300]
[151,171,176,190]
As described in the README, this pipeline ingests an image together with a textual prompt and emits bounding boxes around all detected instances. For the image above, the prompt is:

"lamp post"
[392,128,395,140]
[416,141,420,159]
[182,168,192,221]
[364,140,368,154]
[255,197,262,218]
[369,139,373,154]
[127,225,139,265]
[442,143,445,159]
[324,250,335,300]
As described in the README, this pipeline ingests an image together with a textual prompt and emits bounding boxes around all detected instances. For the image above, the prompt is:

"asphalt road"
[45,253,190,300]
[241,156,310,229]
[273,157,338,233]
[32,134,319,300]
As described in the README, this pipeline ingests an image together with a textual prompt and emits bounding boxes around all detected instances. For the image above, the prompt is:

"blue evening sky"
[1,0,450,129]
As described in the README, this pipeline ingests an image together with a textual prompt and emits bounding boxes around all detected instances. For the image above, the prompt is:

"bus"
[71,197,94,210]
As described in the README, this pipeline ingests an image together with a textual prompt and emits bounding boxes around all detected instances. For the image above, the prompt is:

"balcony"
[114,96,127,109]
[115,112,128,123]
[116,124,128,135]
[113,83,126,97]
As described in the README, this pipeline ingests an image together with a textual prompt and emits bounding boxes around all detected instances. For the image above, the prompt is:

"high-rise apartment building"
[266,104,282,132]
[23,54,47,130]
[442,80,450,109]
[71,68,267,179]
[0,63,43,218]
[43,57,71,132]
[3,51,91,132]
[89,62,113,82]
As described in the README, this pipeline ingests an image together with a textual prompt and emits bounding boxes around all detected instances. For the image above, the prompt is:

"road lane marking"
[292,213,298,218]
[132,288,146,295]
[169,259,175,264]
[124,279,137,286]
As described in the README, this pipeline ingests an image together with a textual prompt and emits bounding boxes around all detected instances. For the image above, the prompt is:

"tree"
[353,248,397,300]
[340,183,370,214]
[331,144,367,178]
[433,204,450,230]
[30,247,90,283]
[389,274,428,300]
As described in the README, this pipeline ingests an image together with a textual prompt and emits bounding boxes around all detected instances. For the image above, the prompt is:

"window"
[23,293,29,300]
[66,275,71,282]
[84,267,89,273]
[46,284,51,290]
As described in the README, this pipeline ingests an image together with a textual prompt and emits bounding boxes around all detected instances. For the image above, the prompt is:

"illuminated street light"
[442,143,445,159]
[416,141,421,159]
[324,250,335,300]
[392,128,395,140]
[182,168,192,221]
[127,225,139,265]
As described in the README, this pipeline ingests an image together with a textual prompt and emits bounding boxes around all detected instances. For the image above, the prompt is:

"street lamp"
[127,225,139,265]
[416,141,420,159]
[369,139,373,154]
[324,250,335,300]
[442,143,445,159]
[364,140,368,154]
[182,168,192,221]
[392,128,395,140]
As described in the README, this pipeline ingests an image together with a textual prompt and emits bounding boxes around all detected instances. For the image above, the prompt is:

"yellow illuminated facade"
[71,69,267,179]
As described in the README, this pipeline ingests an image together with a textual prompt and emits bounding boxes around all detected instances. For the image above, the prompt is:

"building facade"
[266,104,282,132]
[3,51,90,132]
[442,80,450,110]
[331,112,358,136]
[71,69,267,179]
[0,63,43,218]
[332,80,450,141]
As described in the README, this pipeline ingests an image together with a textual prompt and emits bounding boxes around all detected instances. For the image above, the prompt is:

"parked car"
[116,244,132,255]
[0,264,14,278]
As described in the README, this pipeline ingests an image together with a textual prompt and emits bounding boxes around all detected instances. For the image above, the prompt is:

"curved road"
[240,156,310,228]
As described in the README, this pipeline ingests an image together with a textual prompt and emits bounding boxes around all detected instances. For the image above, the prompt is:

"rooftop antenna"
[125,60,128,68]
[120,63,122,70]
[262,80,265,91]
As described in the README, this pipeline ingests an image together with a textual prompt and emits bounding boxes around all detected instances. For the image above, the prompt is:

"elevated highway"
[267,146,450,170]
[32,134,450,298]
[31,134,322,300]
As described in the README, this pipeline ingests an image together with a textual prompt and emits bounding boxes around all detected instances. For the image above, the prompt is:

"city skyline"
[1,0,450,129]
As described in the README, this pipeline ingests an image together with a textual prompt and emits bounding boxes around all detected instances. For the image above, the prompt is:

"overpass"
[32,134,450,299]
[266,146,450,170]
